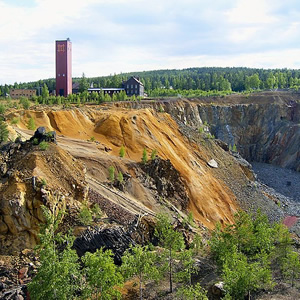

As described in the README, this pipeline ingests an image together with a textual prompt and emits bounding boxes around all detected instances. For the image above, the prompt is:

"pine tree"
[119,146,125,158]
[83,248,123,300]
[108,166,115,182]
[28,206,81,300]
[155,213,185,293]
[151,149,157,160]
[142,148,148,164]
[121,245,159,300]
[27,117,36,130]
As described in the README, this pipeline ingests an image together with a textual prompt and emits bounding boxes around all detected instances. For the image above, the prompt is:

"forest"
[1,67,300,98]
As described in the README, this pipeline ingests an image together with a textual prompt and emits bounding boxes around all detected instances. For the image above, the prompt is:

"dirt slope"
[6,106,248,229]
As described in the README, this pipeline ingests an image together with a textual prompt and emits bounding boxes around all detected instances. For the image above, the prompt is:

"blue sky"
[1,0,300,84]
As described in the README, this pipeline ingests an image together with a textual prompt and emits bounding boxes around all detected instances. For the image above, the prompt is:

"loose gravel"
[252,162,300,203]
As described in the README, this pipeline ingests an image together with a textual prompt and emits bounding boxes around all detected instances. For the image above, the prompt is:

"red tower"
[56,38,72,97]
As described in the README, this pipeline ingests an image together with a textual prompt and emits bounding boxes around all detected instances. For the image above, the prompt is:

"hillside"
[0,91,299,299]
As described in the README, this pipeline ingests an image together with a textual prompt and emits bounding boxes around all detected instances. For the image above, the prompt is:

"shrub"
[0,120,9,142]
[0,103,6,115]
[32,138,39,145]
[142,148,148,164]
[41,178,47,187]
[151,149,157,160]
[108,166,115,182]
[27,117,36,130]
[91,204,103,220]
[20,97,30,109]
[11,117,19,125]
[119,145,125,158]
[78,205,93,226]
[176,283,208,300]
[118,171,124,183]
[39,141,49,151]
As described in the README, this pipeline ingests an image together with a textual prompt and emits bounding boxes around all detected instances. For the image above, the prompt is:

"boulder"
[208,159,218,168]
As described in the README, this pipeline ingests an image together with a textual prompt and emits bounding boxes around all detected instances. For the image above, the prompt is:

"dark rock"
[29,127,57,144]
[0,282,8,291]
[73,225,136,264]
[141,158,189,210]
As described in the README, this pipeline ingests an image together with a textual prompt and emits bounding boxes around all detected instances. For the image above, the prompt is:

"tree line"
[2,67,300,97]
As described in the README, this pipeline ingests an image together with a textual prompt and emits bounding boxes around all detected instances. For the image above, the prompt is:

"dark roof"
[88,88,125,91]
[127,76,144,86]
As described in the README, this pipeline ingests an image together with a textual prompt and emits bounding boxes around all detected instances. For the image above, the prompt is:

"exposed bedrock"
[162,100,300,171]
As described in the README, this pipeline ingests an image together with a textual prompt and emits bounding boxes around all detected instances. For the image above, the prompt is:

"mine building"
[88,87,125,96]
[10,89,36,99]
[87,77,145,97]
[123,76,144,97]
[56,38,72,97]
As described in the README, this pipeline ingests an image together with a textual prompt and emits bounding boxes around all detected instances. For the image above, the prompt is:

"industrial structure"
[88,77,144,97]
[9,89,36,99]
[55,38,72,97]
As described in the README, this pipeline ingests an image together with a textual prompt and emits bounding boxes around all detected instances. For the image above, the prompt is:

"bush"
[11,117,19,125]
[27,117,36,130]
[142,148,148,164]
[39,141,49,151]
[32,138,39,145]
[0,120,9,142]
[119,145,125,158]
[108,166,115,182]
[118,171,124,183]
[78,205,93,226]
[177,283,208,300]
[151,149,157,160]
[20,97,31,109]
[0,103,6,115]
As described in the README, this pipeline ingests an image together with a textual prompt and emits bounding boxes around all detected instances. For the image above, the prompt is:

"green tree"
[39,141,49,151]
[78,204,93,226]
[155,213,185,293]
[281,251,300,287]
[0,120,9,142]
[108,166,115,182]
[222,247,273,299]
[176,283,208,300]
[83,248,123,300]
[119,145,125,158]
[273,223,293,262]
[142,148,148,164]
[28,206,81,300]
[0,103,6,115]
[41,84,49,100]
[79,72,89,93]
[27,117,36,130]
[20,97,30,109]
[150,149,157,160]
[121,245,159,300]
[104,93,111,102]
[117,171,123,183]
[176,249,197,286]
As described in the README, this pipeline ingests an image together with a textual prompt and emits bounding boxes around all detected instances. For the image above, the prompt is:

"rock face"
[73,225,136,264]
[160,93,300,171]
[198,103,300,171]
[141,158,189,210]
[0,140,88,254]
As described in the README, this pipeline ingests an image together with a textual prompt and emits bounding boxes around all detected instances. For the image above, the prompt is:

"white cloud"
[1,0,300,85]
[225,0,278,24]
